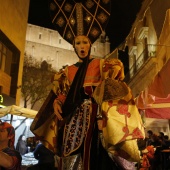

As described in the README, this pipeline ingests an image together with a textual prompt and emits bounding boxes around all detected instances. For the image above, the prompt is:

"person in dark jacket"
[16,135,28,155]
[27,140,55,170]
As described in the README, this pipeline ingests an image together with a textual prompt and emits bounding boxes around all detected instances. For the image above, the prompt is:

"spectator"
[147,130,161,147]
[164,135,170,148]
[27,141,55,170]
[0,121,22,170]
[16,135,28,155]
[158,132,165,140]
[159,134,170,149]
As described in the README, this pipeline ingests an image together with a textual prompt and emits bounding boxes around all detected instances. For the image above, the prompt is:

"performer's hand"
[53,100,63,121]
[97,120,103,130]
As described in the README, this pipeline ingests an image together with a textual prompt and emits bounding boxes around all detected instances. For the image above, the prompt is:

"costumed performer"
[31,1,145,170]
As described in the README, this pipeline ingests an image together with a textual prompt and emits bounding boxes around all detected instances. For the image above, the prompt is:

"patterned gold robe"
[31,58,145,170]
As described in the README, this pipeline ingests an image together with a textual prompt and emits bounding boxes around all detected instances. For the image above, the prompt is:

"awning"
[148,59,170,98]
[145,95,170,119]
[0,105,38,119]
[136,93,170,119]
[135,59,170,119]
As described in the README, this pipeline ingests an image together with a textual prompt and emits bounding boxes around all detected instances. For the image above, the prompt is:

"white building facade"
[25,24,110,71]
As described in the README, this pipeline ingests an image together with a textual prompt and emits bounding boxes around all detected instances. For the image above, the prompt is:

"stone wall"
[25,24,110,71]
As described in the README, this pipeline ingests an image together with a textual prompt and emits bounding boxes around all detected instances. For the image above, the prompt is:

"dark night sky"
[28,0,143,51]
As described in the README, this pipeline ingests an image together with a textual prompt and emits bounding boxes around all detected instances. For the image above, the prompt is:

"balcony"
[124,44,157,83]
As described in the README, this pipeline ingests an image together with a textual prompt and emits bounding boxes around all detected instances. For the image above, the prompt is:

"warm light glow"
[0,95,3,103]
[0,104,6,108]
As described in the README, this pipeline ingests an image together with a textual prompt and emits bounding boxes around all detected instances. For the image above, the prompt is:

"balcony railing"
[124,44,157,83]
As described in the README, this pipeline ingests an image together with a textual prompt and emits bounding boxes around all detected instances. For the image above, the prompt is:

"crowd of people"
[1,119,170,170]
[148,130,170,149]
[27,140,55,170]
[0,120,57,170]
[139,130,170,170]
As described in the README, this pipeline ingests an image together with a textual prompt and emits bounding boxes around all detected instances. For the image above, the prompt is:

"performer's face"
[74,36,91,59]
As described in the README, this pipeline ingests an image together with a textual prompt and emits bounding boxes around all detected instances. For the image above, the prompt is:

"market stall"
[0,105,38,169]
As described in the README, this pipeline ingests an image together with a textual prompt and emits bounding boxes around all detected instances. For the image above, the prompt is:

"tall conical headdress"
[49,0,111,44]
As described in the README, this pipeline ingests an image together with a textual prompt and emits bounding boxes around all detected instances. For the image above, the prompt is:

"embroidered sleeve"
[51,68,70,104]
[51,68,70,96]
[93,58,128,105]
[102,58,125,80]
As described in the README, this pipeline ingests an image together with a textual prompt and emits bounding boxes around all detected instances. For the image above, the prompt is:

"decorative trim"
[129,46,137,56]
[76,3,84,36]
[138,27,149,40]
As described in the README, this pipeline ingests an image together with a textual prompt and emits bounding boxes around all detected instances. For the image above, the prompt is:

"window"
[0,86,2,94]
[0,50,2,69]
[138,27,149,40]
[0,42,2,68]
[39,33,42,39]
[0,30,20,97]
[0,42,7,71]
